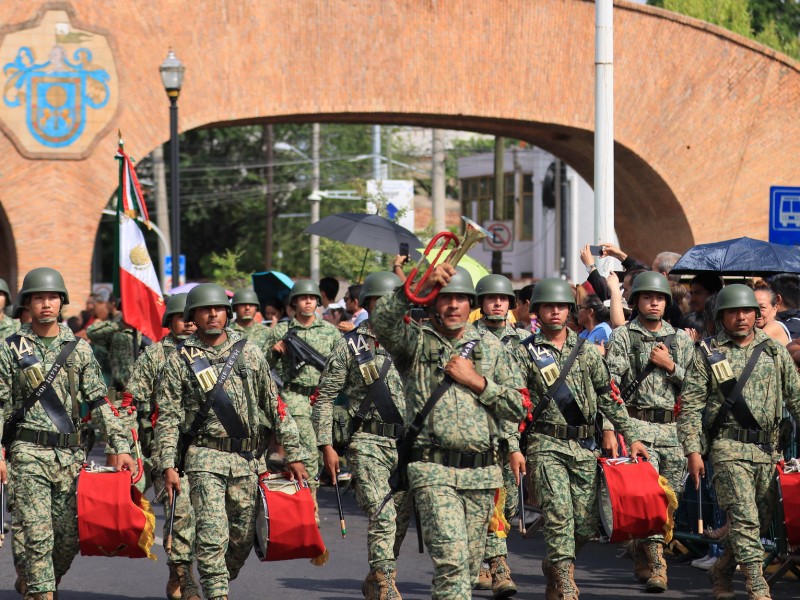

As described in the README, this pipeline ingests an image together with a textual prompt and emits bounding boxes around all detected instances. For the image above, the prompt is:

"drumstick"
[697,478,704,535]
[518,475,526,535]
[0,480,5,547]
[165,489,178,554]
[333,480,346,538]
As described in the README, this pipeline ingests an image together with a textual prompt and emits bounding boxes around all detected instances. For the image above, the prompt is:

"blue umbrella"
[252,271,294,308]
[670,237,800,276]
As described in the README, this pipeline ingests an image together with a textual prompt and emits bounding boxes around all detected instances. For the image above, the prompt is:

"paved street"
[1,480,798,599]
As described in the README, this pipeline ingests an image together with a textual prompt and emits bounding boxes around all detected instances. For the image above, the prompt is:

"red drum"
[77,464,156,559]
[255,472,327,562]
[777,459,800,547]
[598,457,678,544]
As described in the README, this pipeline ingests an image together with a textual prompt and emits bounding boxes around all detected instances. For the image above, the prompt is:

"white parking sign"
[482,221,514,252]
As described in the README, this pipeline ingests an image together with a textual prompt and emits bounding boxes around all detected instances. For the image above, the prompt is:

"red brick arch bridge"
[0,0,797,304]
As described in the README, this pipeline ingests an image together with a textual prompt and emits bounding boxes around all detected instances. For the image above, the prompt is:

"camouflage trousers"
[12,447,82,594]
[282,390,320,489]
[189,469,258,598]
[346,437,412,570]
[483,461,519,560]
[636,443,685,544]
[530,449,598,564]
[414,484,494,600]
[711,457,777,565]
[165,473,196,564]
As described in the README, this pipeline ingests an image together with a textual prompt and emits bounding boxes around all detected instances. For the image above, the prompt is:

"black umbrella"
[670,237,800,276]
[304,212,423,280]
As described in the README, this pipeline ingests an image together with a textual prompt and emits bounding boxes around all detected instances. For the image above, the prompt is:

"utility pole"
[431,129,446,232]
[492,137,504,275]
[595,0,614,242]
[310,123,321,281]
[264,123,274,270]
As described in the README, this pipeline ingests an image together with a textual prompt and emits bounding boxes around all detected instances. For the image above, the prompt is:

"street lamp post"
[159,49,185,290]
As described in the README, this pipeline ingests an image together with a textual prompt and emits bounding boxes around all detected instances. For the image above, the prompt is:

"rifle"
[283,330,327,377]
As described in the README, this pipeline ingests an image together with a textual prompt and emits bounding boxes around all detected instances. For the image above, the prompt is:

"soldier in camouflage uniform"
[230,288,270,351]
[127,293,200,600]
[264,280,340,516]
[678,284,800,600]
[86,298,151,490]
[515,278,648,600]
[472,274,524,598]
[371,265,527,600]
[156,284,308,600]
[0,277,20,338]
[0,268,135,600]
[314,271,410,600]
[605,271,694,592]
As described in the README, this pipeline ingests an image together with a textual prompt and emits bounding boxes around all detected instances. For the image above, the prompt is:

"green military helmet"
[0,277,11,303]
[287,279,322,307]
[630,271,672,306]
[162,293,189,327]
[438,266,477,308]
[183,283,232,321]
[476,274,517,309]
[530,277,574,308]
[714,284,760,320]
[359,271,401,306]
[232,288,260,308]
[11,302,25,319]
[19,267,69,305]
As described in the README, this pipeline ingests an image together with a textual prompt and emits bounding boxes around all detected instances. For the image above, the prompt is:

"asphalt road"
[1,480,798,599]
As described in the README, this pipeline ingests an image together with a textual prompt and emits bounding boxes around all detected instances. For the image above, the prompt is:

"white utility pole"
[310,123,321,281]
[431,129,446,232]
[594,0,614,242]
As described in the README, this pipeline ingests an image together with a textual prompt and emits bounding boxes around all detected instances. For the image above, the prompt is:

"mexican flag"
[114,136,166,341]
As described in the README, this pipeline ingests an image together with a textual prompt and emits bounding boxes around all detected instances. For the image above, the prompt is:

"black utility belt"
[284,383,316,397]
[718,427,771,446]
[16,427,83,448]
[194,436,256,453]
[627,407,676,424]
[533,421,595,440]
[409,447,495,469]
[357,419,404,439]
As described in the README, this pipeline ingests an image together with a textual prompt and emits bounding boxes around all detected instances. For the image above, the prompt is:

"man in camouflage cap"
[0,277,19,338]
[264,279,341,517]
[230,288,270,351]
[473,273,525,598]
[678,284,800,600]
[314,270,410,599]
[371,264,527,600]
[157,283,307,600]
[515,278,648,600]
[605,271,694,592]
[127,293,199,600]
[0,267,134,600]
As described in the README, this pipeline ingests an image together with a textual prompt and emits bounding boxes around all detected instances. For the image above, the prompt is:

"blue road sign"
[165,255,187,285]
[770,186,800,246]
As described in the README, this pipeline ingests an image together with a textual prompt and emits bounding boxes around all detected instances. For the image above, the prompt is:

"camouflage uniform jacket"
[606,318,694,446]
[263,316,341,389]
[475,318,526,453]
[0,314,20,339]
[313,320,405,448]
[86,314,147,389]
[127,335,178,417]
[230,320,271,354]
[371,290,528,490]
[0,323,131,463]
[155,328,306,477]
[515,328,641,455]
[677,327,800,464]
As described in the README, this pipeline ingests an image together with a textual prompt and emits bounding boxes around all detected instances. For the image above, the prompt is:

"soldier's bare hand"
[629,440,649,461]
[105,453,120,468]
[321,445,340,485]
[687,452,705,490]
[423,264,457,294]
[164,468,181,504]
[272,340,287,354]
[117,453,135,474]
[444,356,486,394]
[287,461,309,483]
[602,430,619,458]
[509,451,526,485]
[684,328,701,342]
[649,343,675,373]
[0,460,7,484]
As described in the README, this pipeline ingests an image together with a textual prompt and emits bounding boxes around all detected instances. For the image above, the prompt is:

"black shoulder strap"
[705,338,768,442]
[180,339,249,440]
[524,336,587,424]
[5,336,80,433]
[621,332,676,403]
[345,330,403,425]
[349,357,396,435]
